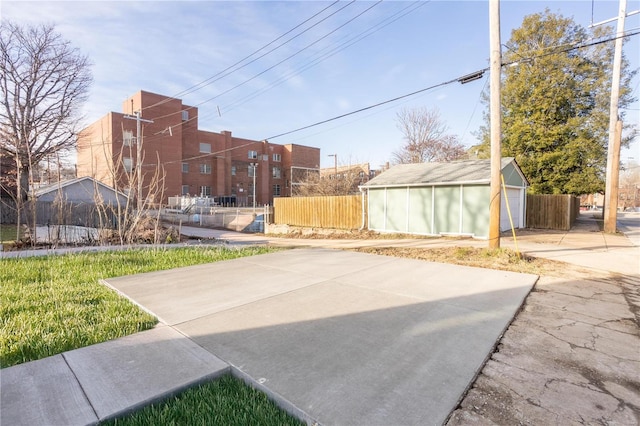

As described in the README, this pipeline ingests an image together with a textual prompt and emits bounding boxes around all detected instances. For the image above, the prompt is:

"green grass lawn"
[0,246,274,368]
[103,374,304,426]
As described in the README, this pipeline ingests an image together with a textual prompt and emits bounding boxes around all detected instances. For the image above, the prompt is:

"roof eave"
[362,179,490,189]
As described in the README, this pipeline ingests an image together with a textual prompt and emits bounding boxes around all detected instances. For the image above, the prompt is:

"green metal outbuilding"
[361,158,528,239]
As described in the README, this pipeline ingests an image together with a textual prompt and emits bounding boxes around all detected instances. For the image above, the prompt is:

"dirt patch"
[266,228,448,240]
[353,246,600,279]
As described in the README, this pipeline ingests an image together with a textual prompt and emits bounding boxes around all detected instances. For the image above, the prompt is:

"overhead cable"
[142,0,346,111]
[265,28,640,141]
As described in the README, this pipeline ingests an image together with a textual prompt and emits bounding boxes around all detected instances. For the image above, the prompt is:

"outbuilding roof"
[34,176,127,198]
[362,157,524,188]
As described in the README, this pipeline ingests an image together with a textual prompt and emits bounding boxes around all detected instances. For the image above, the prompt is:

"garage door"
[500,188,522,231]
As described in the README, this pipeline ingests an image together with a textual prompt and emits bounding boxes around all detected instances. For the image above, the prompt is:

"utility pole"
[124,111,153,211]
[250,162,258,211]
[488,0,502,248]
[603,0,627,233]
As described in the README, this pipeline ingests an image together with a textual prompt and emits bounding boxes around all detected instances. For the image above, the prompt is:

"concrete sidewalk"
[1,249,538,425]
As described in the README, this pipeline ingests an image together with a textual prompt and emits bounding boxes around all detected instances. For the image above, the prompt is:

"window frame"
[199,163,212,174]
[122,157,133,173]
[123,130,134,147]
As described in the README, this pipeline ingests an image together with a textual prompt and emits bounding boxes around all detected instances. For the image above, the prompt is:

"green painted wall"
[461,185,490,237]
[502,163,525,187]
[368,183,505,238]
[408,187,432,234]
[368,189,386,230]
[385,188,408,232]
[434,186,460,234]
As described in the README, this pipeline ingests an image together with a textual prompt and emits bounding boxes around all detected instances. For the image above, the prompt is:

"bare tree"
[392,107,466,164]
[294,166,365,197]
[0,21,91,239]
[87,124,175,245]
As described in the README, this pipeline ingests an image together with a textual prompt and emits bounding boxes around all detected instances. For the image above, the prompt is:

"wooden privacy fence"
[274,195,365,229]
[526,194,580,230]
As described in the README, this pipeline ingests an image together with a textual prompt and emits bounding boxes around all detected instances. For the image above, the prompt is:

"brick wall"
[77,90,320,205]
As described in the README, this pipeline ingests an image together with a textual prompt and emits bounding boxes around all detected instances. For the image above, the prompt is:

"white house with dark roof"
[360,158,528,239]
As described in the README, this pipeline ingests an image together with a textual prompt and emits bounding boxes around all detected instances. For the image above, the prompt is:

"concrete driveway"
[104,248,538,425]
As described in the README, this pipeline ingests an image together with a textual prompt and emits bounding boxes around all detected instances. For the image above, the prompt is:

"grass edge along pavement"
[101,374,305,426]
[0,246,275,368]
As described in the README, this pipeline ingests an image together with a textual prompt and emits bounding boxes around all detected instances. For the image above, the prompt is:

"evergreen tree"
[476,10,636,195]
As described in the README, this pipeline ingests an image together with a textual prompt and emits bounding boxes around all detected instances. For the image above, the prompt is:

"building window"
[182,110,189,121]
[272,166,281,179]
[273,184,281,196]
[273,153,281,162]
[199,143,211,153]
[231,166,236,176]
[248,164,257,178]
[122,157,132,173]
[199,186,211,197]
[200,163,212,174]
[248,150,258,159]
[182,163,189,173]
[181,185,189,195]
[123,130,134,147]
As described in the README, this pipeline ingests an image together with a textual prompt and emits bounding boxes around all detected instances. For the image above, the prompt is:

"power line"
[265,28,640,141]
[266,69,486,140]
[214,1,429,118]
[142,0,345,112]
[187,1,383,113]
[89,23,638,159]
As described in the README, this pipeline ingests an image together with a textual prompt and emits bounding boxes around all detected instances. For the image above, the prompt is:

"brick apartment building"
[77,90,320,206]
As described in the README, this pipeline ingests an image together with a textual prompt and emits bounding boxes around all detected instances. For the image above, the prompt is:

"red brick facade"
[77,90,320,205]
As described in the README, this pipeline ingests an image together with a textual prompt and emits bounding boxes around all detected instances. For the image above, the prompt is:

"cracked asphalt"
[447,272,640,425]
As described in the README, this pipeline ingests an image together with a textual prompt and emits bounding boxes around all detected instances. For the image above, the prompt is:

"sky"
[3,0,640,169]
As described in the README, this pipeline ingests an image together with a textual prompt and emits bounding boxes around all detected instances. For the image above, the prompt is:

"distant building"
[77,90,320,206]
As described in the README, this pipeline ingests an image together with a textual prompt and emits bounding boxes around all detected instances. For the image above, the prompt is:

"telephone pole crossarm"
[124,111,154,210]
